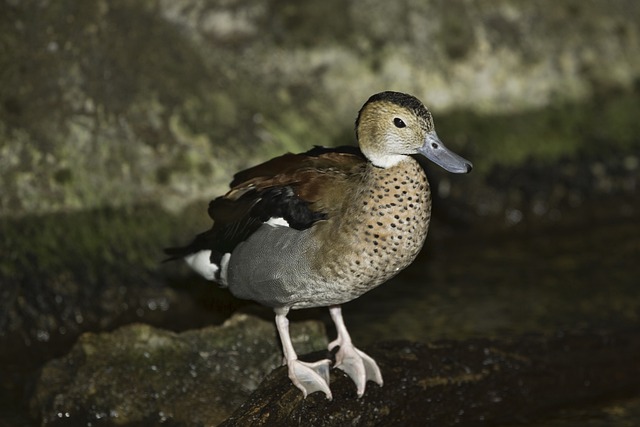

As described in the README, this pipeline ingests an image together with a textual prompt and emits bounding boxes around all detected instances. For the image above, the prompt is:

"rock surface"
[0,205,227,369]
[222,330,640,426]
[1,0,639,217]
[29,313,328,426]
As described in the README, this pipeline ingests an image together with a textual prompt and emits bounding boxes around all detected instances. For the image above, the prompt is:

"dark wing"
[164,146,366,260]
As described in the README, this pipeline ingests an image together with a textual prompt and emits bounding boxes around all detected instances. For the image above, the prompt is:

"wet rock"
[222,330,640,426]
[29,313,328,426]
[0,206,226,370]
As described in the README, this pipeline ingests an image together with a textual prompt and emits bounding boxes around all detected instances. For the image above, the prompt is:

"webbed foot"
[287,358,333,399]
[329,305,383,397]
[330,339,383,397]
[275,309,333,399]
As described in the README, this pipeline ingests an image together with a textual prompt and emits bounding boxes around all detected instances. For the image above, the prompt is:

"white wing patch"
[184,250,218,281]
[265,217,290,227]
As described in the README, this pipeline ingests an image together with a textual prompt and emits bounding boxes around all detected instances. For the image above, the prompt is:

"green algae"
[1,0,639,218]
[1,206,175,276]
[437,88,640,173]
[0,202,229,356]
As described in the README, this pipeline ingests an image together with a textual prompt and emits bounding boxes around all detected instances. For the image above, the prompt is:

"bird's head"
[356,91,472,173]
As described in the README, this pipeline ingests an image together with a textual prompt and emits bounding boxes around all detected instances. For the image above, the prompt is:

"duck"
[165,91,472,399]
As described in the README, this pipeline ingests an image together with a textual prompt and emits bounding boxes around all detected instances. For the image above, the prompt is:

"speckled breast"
[312,158,432,305]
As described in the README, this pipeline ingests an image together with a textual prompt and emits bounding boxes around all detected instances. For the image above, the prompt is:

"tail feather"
[162,245,193,262]
[163,240,226,282]
[163,228,220,262]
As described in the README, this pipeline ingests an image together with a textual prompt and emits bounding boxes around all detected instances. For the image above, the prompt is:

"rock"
[29,313,328,426]
[0,205,228,369]
[222,330,640,426]
[1,0,639,217]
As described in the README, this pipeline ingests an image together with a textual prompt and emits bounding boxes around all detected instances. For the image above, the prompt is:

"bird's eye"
[393,118,406,128]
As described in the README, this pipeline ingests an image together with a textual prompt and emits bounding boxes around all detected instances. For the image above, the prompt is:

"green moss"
[267,0,351,47]
[437,90,640,173]
[0,0,275,216]
[262,110,322,154]
[0,205,184,283]
[439,2,476,60]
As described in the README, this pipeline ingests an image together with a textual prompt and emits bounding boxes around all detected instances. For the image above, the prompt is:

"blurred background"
[1,0,639,425]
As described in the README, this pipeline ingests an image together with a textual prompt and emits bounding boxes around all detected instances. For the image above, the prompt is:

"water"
[519,395,640,427]
[339,209,640,426]
[3,199,638,425]
[345,215,640,344]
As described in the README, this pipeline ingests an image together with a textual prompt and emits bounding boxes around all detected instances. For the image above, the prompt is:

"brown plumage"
[165,146,366,264]
[165,91,472,399]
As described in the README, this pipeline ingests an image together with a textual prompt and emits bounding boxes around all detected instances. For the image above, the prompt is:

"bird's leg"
[275,308,332,399]
[328,305,383,397]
